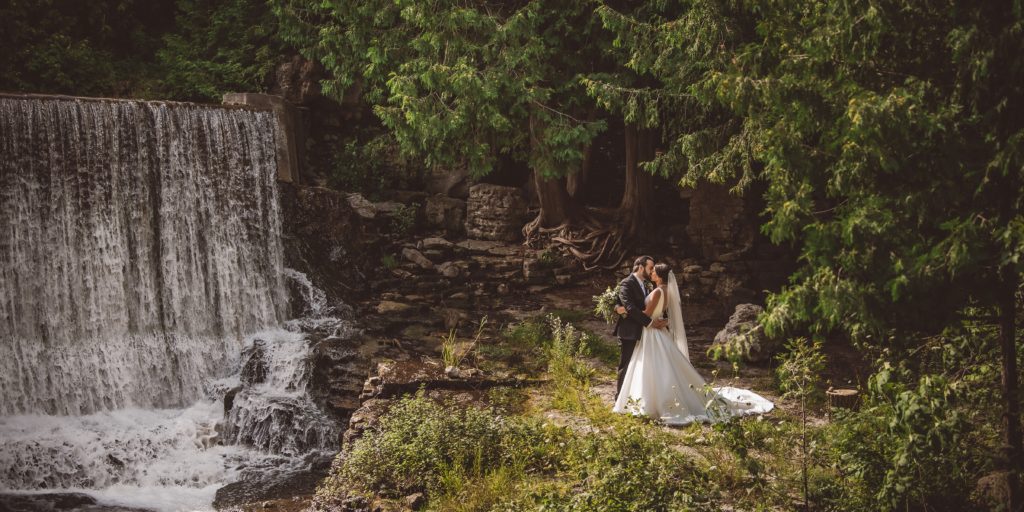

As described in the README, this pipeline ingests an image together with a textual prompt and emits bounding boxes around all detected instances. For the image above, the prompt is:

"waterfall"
[0,95,288,416]
[0,95,341,511]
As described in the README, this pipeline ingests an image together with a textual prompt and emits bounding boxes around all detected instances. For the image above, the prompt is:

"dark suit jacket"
[613,275,652,341]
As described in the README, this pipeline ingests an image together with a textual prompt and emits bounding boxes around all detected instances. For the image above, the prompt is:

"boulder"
[464,184,527,241]
[405,492,426,511]
[424,195,466,234]
[424,165,470,198]
[372,200,406,216]
[419,237,454,250]
[376,301,412,314]
[436,261,462,278]
[401,247,434,269]
[442,308,471,330]
[710,303,778,363]
[345,193,376,220]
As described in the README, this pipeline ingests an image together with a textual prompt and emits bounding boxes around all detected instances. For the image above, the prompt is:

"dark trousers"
[616,337,638,399]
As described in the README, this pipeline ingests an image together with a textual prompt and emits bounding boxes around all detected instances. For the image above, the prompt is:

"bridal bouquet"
[593,286,622,325]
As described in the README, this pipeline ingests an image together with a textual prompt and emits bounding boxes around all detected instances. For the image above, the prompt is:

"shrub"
[547,315,595,412]
[327,134,420,196]
[390,203,419,235]
[321,391,565,503]
[505,420,720,512]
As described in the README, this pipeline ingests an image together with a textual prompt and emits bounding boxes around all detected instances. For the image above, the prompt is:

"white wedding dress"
[612,273,774,425]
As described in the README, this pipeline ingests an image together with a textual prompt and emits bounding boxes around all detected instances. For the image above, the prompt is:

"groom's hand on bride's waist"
[651,318,668,329]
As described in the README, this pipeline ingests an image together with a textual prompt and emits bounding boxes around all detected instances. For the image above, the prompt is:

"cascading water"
[0,95,347,511]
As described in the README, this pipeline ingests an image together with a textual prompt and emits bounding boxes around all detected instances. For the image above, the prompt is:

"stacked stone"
[464,184,527,242]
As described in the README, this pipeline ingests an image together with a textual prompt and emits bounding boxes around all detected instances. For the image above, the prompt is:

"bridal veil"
[665,271,689,359]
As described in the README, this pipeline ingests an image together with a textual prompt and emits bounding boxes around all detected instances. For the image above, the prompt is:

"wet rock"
[401,248,433,269]
[212,453,332,511]
[241,340,269,385]
[464,184,527,242]
[0,492,150,511]
[224,385,242,414]
[710,303,777,362]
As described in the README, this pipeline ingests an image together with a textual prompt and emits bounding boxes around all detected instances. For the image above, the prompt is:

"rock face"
[424,165,470,199]
[425,194,467,235]
[464,184,527,242]
[710,303,777,363]
[682,181,756,262]
[673,181,795,323]
[270,55,322,105]
[279,184,384,309]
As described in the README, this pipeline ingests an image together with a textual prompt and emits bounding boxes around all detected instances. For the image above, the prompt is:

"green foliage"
[543,421,719,511]
[503,317,549,350]
[274,0,609,180]
[536,247,561,269]
[776,338,826,404]
[442,316,487,369]
[546,315,594,412]
[1,0,290,101]
[0,0,172,96]
[706,325,763,377]
[327,133,420,195]
[599,3,1024,507]
[389,203,419,235]
[322,391,566,501]
[158,0,283,101]
[381,253,397,270]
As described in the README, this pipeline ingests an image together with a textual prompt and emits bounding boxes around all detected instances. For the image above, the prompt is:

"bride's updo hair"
[654,263,672,281]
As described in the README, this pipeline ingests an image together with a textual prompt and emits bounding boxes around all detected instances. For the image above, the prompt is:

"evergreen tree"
[159,0,285,101]
[600,1,1024,508]
[275,0,671,267]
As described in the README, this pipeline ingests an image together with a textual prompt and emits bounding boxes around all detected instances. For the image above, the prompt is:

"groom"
[614,255,668,400]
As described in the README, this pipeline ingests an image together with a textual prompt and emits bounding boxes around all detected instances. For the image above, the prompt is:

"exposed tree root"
[522,209,632,271]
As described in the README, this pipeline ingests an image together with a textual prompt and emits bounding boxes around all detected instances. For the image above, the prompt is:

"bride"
[612,263,774,425]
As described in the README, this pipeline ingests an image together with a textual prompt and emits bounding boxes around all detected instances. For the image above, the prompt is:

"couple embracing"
[612,256,773,425]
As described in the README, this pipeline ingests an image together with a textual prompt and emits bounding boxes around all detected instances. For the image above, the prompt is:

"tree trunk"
[533,171,575,228]
[995,151,1023,511]
[999,259,1022,511]
[619,123,656,237]
[567,141,594,198]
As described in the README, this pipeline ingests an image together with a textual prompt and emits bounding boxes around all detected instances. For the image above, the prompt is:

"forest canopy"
[2,0,1022,510]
